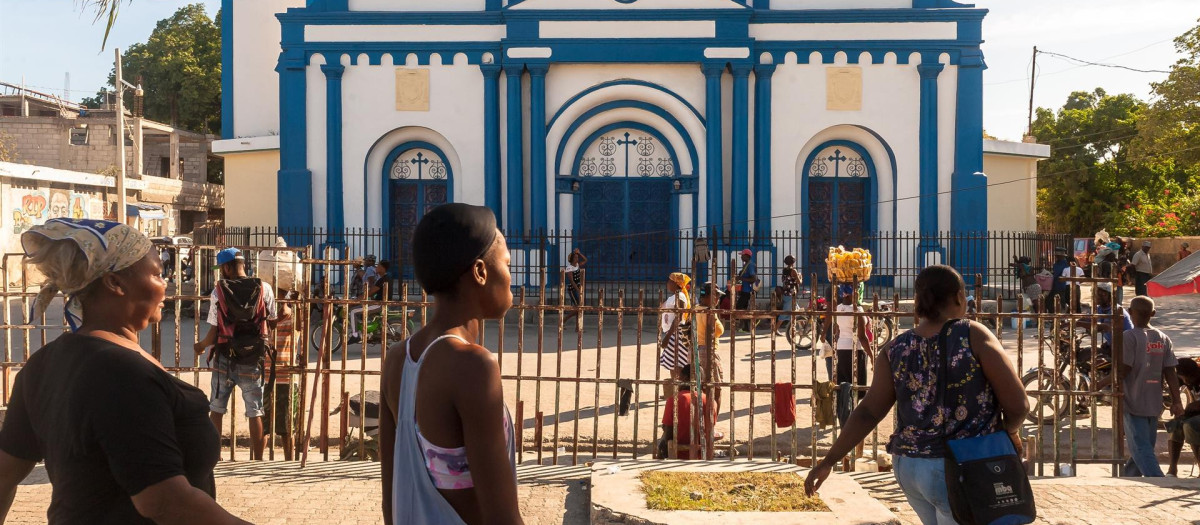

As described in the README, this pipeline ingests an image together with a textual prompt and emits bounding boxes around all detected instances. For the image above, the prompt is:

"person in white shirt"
[1132,241,1154,296]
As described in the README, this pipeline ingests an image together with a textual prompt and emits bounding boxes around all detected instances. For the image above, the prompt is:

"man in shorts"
[1119,296,1184,477]
[1010,256,1042,312]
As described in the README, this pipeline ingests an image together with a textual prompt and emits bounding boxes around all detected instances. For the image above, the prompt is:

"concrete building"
[217,0,1049,283]
[0,82,225,238]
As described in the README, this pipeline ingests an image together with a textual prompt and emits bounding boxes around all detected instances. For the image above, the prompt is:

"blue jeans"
[210,354,266,418]
[778,294,794,322]
[1123,412,1164,477]
[893,455,956,525]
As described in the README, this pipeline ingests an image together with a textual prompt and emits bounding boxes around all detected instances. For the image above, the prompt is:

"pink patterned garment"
[416,408,514,490]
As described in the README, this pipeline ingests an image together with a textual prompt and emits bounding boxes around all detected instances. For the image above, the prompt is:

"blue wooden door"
[390,179,448,279]
[807,178,867,281]
[577,178,672,282]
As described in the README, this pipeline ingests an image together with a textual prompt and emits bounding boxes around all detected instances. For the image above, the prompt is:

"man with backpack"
[195,248,288,460]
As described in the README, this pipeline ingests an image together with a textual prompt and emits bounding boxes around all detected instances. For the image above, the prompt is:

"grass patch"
[640,471,829,512]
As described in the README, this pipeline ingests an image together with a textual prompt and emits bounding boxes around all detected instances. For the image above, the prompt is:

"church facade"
[217,0,1018,282]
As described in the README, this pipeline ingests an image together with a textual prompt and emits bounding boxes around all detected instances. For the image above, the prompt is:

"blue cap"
[837,284,854,296]
[214,248,244,268]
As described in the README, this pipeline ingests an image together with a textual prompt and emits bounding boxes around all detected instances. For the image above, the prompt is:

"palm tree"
[79,0,129,49]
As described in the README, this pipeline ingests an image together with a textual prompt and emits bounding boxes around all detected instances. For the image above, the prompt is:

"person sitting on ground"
[695,282,726,442]
[1118,296,1184,477]
[1167,358,1200,477]
[379,203,522,525]
[0,218,248,524]
[656,364,716,460]
[805,265,1028,525]
[348,260,390,345]
[195,248,285,461]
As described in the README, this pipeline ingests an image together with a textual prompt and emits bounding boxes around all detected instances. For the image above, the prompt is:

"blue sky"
[1,0,1197,140]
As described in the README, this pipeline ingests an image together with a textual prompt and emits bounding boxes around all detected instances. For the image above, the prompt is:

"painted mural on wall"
[9,188,100,234]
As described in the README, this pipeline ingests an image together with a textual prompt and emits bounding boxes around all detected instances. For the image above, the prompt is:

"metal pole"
[1026,46,1038,139]
[114,48,127,224]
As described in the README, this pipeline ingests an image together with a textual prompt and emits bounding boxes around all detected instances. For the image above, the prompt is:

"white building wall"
[332,55,487,230]
[766,0,910,8]
[771,54,930,237]
[937,59,959,236]
[232,0,302,138]
[349,0,486,11]
[305,55,330,231]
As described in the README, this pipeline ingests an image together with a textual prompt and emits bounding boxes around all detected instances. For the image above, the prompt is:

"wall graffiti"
[8,188,101,234]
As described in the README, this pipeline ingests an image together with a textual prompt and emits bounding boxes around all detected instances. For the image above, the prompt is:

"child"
[1120,296,1185,477]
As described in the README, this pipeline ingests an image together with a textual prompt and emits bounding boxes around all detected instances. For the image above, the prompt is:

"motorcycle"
[311,304,420,354]
[783,291,895,351]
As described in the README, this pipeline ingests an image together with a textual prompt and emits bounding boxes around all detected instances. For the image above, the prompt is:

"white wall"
[232,0,302,139]
[307,54,485,230]
[512,0,742,9]
[349,0,486,11]
[937,60,958,236]
[766,0,910,8]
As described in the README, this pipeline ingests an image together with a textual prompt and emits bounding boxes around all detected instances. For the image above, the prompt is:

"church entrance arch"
[572,123,681,282]
[802,141,876,281]
[382,141,452,278]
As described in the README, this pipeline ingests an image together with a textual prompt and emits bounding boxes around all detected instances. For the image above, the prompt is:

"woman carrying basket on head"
[660,272,693,399]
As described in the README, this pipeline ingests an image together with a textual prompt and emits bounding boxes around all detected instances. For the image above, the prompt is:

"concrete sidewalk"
[8,459,1197,524]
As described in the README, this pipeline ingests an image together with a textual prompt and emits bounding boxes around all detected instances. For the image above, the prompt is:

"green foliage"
[95,4,221,134]
[77,0,130,50]
[1036,18,1200,238]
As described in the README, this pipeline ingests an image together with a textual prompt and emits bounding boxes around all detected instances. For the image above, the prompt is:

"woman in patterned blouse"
[805,265,1027,525]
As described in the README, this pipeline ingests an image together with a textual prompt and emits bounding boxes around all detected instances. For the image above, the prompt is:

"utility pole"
[1026,46,1038,140]
[115,48,127,223]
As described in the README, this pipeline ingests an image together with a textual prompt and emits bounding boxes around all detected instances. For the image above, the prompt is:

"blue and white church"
[215,0,1044,284]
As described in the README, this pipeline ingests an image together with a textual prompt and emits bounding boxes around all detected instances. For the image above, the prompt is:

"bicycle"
[310,304,420,354]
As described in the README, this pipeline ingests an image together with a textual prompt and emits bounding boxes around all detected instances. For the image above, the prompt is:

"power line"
[1037,50,1171,75]
[567,143,1200,242]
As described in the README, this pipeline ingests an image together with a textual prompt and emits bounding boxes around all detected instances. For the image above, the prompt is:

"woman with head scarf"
[806,266,1028,524]
[659,272,693,399]
[0,218,245,524]
[379,204,522,525]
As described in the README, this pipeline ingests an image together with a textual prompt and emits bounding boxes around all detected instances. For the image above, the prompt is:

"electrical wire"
[1036,50,1171,75]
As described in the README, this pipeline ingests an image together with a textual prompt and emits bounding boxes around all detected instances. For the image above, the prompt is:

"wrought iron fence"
[0,242,1139,476]
[198,226,1071,305]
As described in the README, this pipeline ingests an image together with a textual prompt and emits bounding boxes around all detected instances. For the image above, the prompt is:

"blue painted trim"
[552,100,700,180]
[547,79,704,132]
[220,0,233,138]
[750,8,985,22]
[482,64,503,226]
[800,140,878,275]
[303,44,501,67]
[917,56,943,251]
[281,10,502,24]
[566,122,683,184]
[703,63,724,233]
[503,9,752,21]
[731,64,751,239]
[505,65,525,233]
[529,64,549,232]
[379,141,455,239]
[322,64,346,245]
[753,63,775,243]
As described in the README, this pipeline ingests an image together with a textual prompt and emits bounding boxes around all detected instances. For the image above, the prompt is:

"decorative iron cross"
[410,152,430,179]
[616,132,638,177]
[827,149,848,178]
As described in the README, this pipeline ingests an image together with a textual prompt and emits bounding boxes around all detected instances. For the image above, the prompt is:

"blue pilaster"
[753,63,775,244]
[485,0,501,10]
[731,64,751,240]
[528,64,549,233]
[917,55,944,262]
[504,65,524,233]
[321,64,345,248]
[703,63,724,235]
[220,0,233,139]
[276,49,312,236]
[953,47,988,282]
[482,64,502,225]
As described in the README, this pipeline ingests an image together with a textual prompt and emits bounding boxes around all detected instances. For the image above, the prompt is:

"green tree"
[1032,88,1149,235]
[94,4,222,134]
[1135,19,1200,184]
[78,0,130,49]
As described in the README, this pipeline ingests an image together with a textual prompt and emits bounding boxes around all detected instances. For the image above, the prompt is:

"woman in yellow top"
[695,283,727,441]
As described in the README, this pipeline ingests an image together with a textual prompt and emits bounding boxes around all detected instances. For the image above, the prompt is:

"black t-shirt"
[0,333,219,524]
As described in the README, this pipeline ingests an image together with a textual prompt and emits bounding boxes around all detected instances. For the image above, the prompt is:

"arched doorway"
[572,124,681,282]
[382,141,452,277]
[802,142,876,280]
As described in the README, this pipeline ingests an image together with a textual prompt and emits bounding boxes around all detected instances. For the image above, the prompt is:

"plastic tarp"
[1147,250,1200,297]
